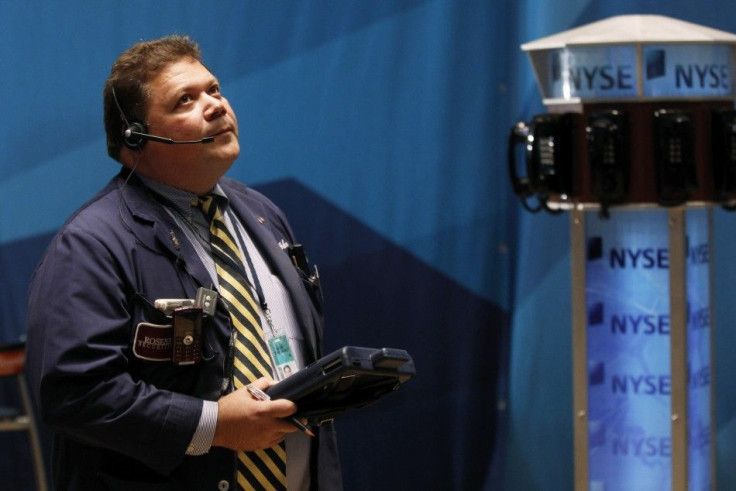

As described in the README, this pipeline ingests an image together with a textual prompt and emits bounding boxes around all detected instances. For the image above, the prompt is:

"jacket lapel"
[118,173,214,291]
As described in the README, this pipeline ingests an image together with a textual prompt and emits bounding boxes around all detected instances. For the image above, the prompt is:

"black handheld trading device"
[265,346,415,425]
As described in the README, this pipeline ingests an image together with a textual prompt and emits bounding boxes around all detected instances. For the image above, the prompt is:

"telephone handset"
[711,108,736,209]
[508,112,576,213]
[587,109,629,217]
[653,109,697,206]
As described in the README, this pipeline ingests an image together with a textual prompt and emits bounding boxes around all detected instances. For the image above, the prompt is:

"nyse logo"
[589,361,605,386]
[646,48,730,90]
[687,238,709,265]
[689,364,711,390]
[594,364,708,395]
[611,312,670,335]
[646,49,666,79]
[589,420,606,448]
[552,52,635,92]
[675,64,729,90]
[609,247,669,269]
[612,434,672,458]
[604,304,709,334]
[587,237,604,261]
[612,373,671,395]
[588,302,604,326]
[561,65,635,92]
[689,303,711,331]
[588,302,670,335]
[690,421,712,451]
[591,362,671,395]
[587,235,707,269]
[587,235,669,268]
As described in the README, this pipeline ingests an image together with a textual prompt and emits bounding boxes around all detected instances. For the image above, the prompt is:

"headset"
[111,87,214,149]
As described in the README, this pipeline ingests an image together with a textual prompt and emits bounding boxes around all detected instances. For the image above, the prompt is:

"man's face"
[134,58,240,194]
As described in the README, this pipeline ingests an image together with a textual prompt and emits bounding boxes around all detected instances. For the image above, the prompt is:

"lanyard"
[229,216,275,332]
[229,210,296,382]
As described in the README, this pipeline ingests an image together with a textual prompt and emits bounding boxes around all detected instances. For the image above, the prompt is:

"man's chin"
[208,155,237,177]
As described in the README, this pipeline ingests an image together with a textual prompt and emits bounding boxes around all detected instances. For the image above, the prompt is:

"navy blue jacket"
[26,171,342,490]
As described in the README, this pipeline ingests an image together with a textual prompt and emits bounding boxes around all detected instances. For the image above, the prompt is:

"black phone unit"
[171,306,203,365]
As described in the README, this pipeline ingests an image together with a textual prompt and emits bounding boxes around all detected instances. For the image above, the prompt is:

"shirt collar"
[137,175,228,219]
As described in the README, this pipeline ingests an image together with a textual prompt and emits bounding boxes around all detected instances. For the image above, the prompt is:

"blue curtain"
[1,1,735,489]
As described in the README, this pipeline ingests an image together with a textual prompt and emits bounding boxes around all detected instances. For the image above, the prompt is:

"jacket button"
[217,480,230,491]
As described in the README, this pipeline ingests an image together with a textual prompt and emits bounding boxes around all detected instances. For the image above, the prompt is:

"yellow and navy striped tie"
[198,194,286,491]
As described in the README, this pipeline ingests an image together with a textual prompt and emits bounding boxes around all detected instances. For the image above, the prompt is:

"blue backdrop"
[0,1,734,490]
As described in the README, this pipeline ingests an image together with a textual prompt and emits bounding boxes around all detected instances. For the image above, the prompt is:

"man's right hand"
[212,377,299,451]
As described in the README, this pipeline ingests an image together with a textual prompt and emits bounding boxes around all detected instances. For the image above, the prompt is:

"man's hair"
[103,35,202,161]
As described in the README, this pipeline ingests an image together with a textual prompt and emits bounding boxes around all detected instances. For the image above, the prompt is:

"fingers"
[250,376,272,390]
[246,379,298,418]
[267,399,298,418]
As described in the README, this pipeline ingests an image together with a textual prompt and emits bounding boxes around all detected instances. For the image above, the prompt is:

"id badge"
[261,306,297,380]
[266,332,296,380]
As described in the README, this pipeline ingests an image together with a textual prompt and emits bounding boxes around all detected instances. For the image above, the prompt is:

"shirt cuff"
[185,400,218,456]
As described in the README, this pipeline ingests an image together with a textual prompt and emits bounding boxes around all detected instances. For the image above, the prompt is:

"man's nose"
[204,94,227,120]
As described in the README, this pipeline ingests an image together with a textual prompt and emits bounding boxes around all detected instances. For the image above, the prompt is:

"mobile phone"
[171,306,203,365]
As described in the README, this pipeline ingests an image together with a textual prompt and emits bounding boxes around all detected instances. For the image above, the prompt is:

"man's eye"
[209,85,221,95]
[178,94,192,105]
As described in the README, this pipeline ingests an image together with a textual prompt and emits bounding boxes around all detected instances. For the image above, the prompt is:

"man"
[26,35,342,490]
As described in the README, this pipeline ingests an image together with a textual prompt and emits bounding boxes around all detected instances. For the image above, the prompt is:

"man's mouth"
[208,128,233,140]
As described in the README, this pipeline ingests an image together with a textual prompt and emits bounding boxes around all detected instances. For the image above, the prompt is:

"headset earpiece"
[123,121,148,150]
[112,86,146,150]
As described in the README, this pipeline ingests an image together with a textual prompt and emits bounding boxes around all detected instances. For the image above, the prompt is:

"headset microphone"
[124,124,215,145]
